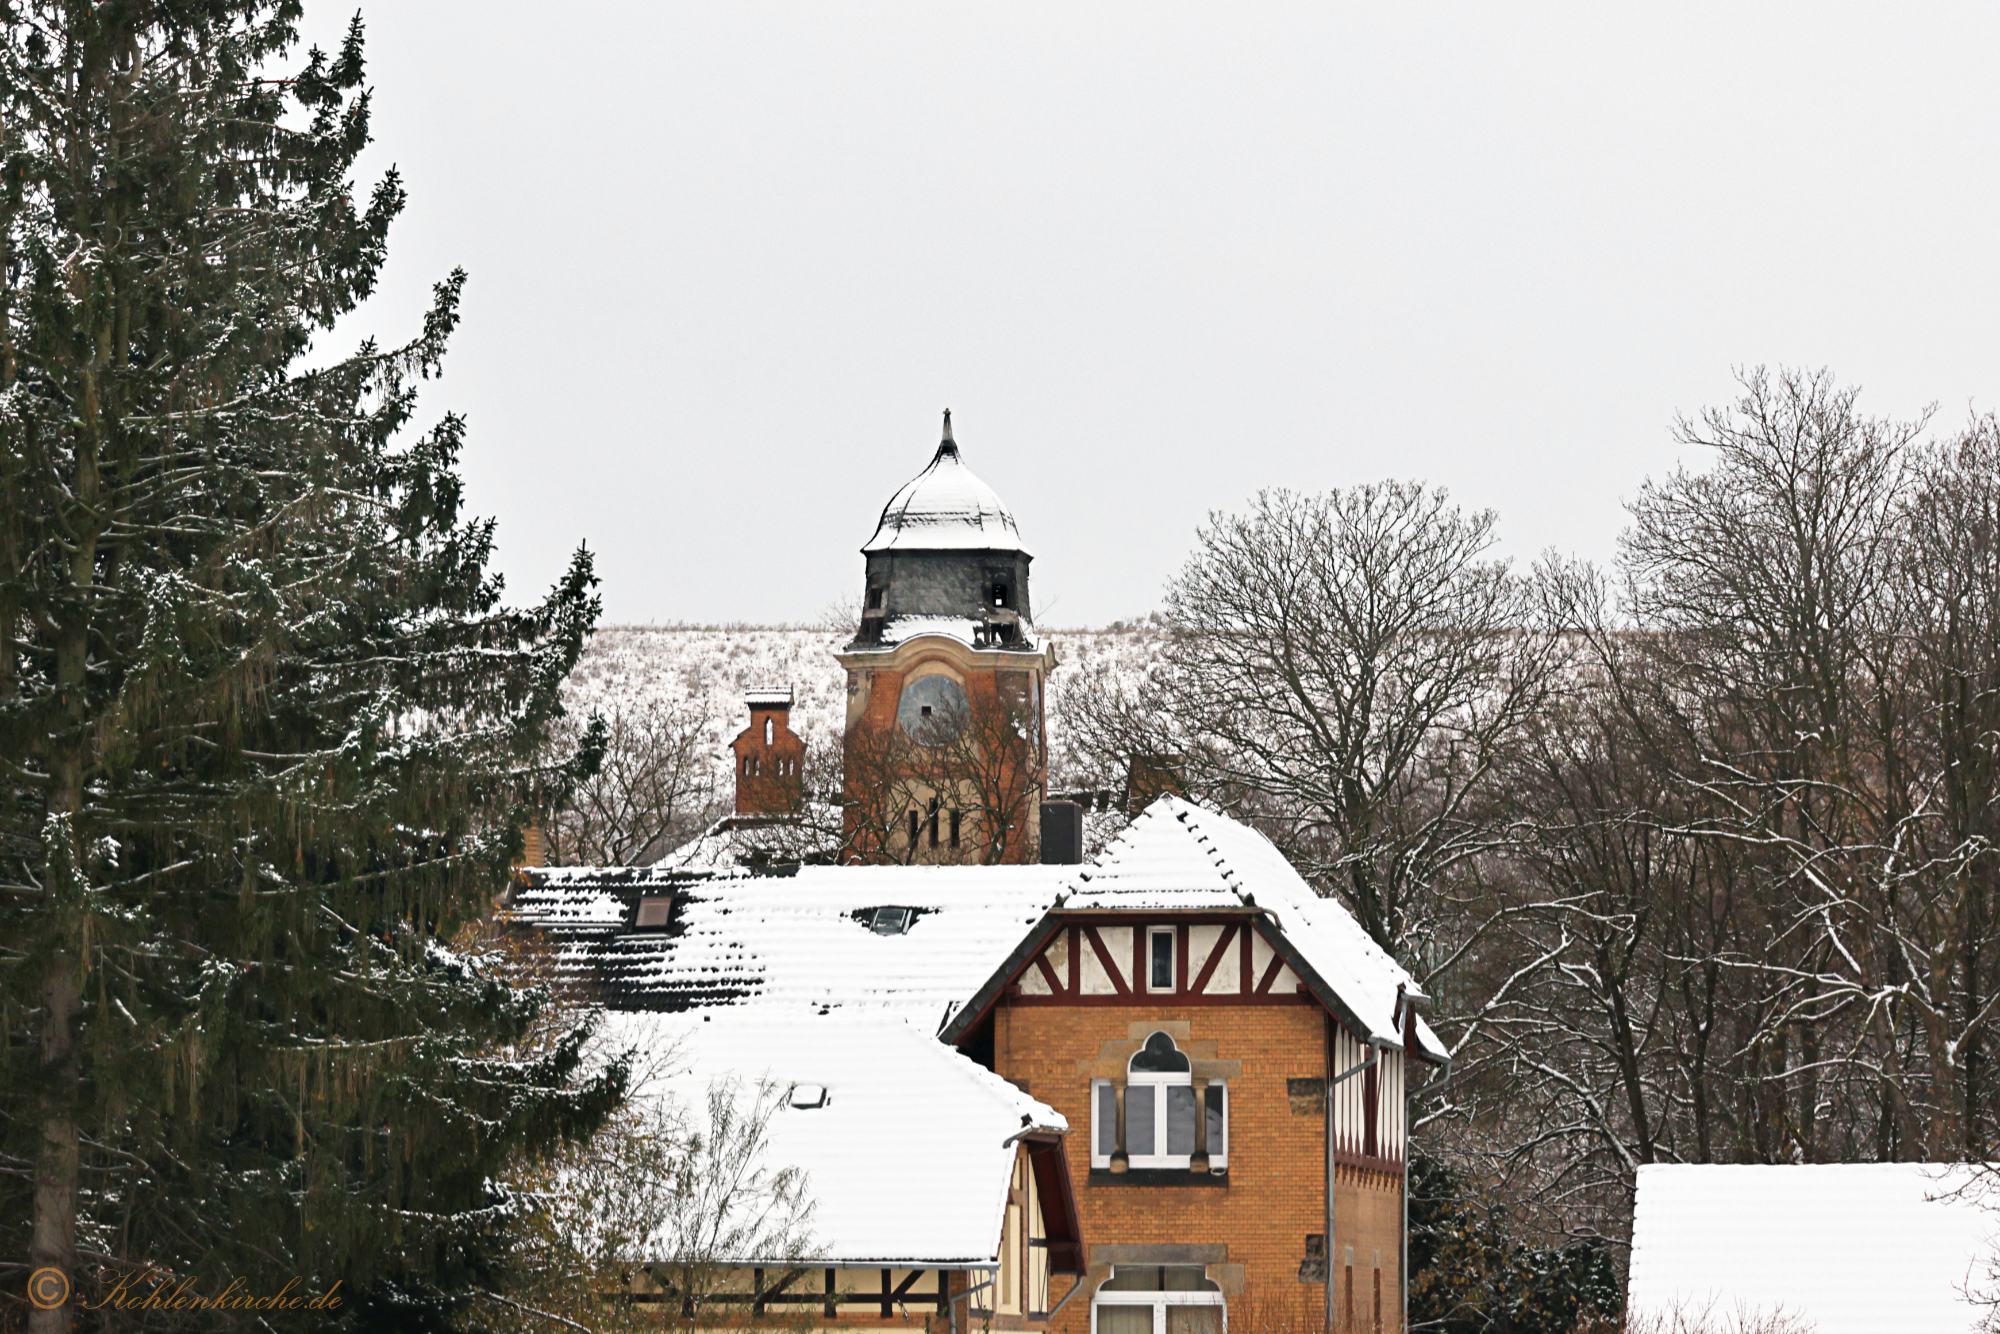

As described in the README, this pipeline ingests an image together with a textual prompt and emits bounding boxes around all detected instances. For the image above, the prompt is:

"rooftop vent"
[868,906,914,936]
[634,896,673,929]
[788,1083,829,1110]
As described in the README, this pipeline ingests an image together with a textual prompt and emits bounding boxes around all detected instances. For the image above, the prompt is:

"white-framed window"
[1147,927,1176,991]
[1091,1266,1225,1334]
[1089,1032,1228,1171]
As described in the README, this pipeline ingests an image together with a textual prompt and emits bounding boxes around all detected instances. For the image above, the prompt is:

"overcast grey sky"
[302,3,2000,628]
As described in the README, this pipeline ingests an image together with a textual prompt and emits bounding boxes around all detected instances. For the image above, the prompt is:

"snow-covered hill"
[562,622,1167,790]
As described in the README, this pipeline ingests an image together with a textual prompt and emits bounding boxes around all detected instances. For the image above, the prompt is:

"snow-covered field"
[562,622,1167,790]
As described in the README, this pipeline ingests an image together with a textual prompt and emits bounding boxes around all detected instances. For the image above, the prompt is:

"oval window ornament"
[896,674,968,744]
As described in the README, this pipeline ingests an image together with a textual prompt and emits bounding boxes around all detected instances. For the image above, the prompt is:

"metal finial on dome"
[860,408,1027,554]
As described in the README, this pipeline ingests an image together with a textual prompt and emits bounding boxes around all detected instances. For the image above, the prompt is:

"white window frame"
[1146,927,1176,992]
[1090,1270,1227,1334]
[1089,1075,1228,1171]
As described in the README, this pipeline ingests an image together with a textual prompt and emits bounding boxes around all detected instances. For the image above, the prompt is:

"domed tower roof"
[862,411,1030,555]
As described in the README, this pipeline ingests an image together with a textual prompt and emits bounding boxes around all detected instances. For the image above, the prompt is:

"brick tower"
[838,411,1056,864]
[730,688,805,816]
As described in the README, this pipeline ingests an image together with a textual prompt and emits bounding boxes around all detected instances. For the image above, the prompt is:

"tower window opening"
[764,718,774,745]
[867,587,884,610]
[927,797,941,848]
[991,581,1010,608]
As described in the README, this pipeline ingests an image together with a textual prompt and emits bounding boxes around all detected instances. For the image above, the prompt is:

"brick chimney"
[731,688,806,816]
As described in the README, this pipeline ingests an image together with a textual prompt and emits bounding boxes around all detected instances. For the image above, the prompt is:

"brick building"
[838,411,1056,865]
[943,798,1444,1334]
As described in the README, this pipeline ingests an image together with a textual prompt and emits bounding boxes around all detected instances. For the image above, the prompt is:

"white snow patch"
[597,1008,1065,1266]
[1627,1162,2000,1334]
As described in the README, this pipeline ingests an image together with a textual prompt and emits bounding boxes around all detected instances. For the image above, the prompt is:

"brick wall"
[992,1001,1407,1334]
[838,645,1047,866]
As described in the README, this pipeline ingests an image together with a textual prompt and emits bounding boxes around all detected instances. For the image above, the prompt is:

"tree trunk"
[29,966,79,1334]
[29,348,102,1333]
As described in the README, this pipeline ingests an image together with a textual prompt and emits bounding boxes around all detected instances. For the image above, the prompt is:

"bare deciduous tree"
[1432,371,2000,1269]
[493,1064,818,1334]
[548,702,724,866]
[1158,483,1560,950]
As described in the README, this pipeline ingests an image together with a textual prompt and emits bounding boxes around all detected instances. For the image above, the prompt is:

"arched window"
[764,717,774,746]
[1089,1032,1228,1172]
[1091,1266,1224,1334]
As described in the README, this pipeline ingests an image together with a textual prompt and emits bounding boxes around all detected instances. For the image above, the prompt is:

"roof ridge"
[1170,801,1249,903]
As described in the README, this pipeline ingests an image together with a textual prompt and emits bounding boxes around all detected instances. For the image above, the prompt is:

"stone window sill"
[1087,1167,1230,1187]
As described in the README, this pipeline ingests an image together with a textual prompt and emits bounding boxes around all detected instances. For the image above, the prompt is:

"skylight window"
[788,1083,829,1109]
[635,897,672,928]
[870,906,913,936]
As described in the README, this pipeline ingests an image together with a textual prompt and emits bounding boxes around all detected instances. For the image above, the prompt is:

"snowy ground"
[561,622,1168,793]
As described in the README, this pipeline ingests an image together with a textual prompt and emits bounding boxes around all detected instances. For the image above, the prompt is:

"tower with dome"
[837,411,1058,864]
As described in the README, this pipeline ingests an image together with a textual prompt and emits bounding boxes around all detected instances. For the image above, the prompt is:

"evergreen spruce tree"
[0,3,621,1329]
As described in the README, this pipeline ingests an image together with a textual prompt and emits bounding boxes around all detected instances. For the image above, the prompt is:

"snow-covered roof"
[862,416,1029,556]
[600,1009,1068,1267]
[1627,1163,1999,1334]
[1020,796,1444,1059]
[744,687,793,707]
[510,863,1066,1023]
[504,864,682,940]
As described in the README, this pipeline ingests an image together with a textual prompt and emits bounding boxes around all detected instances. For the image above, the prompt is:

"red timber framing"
[1024,1136,1086,1274]
[1002,914,1316,1008]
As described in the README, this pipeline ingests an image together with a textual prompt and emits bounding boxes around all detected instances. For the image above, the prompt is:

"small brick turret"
[731,688,805,815]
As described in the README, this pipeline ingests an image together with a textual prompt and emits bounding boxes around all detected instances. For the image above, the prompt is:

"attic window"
[788,1083,829,1110]
[870,906,914,936]
[635,897,673,929]
[1149,927,1176,991]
